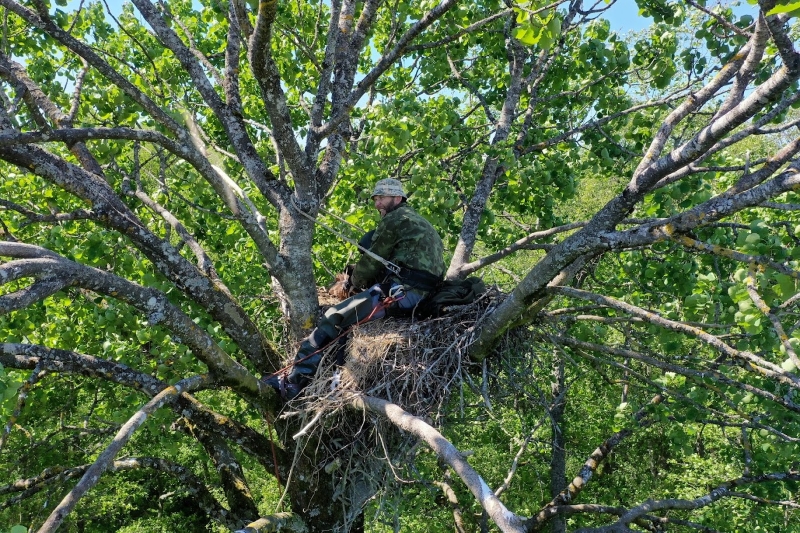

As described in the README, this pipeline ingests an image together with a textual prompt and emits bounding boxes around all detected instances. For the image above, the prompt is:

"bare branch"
[353,394,527,533]
[314,0,460,139]
[574,470,800,532]
[550,285,800,387]
[0,243,276,395]
[38,374,211,533]
[453,222,586,278]
[0,143,281,371]
[528,396,663,530]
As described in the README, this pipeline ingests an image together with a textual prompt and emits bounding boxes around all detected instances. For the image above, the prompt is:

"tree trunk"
[549,358,567,533]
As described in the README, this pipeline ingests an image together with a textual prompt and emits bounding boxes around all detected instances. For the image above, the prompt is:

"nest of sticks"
[277,286,503,523]
[303,285,501,418]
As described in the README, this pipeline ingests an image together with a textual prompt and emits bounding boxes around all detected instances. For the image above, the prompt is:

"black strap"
[395,266,442,292]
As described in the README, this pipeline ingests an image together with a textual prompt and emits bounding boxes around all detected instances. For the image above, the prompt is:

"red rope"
[264,294,403,379]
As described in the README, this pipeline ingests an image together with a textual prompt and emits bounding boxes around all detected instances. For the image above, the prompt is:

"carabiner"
[388,284,406,300]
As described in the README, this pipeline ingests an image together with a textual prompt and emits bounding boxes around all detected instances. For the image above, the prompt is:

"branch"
[452,221,586,278]
[552,334,800,415]
[2,457,239,528]
[574,470,800,533]
[0,52,106,176]
[38,375,211,533]
[0,0,183,134]
[406,8,514,52]
[686,0,752,38]
[247,0,312,187]
[0,362,43,452]
[713,13,769,119]
[0,345,289,478]
[0,143,281,371]
[0,197,95,228]
[173,417,259,521]
[128,0,286,207]
[233,513,308,533]
[0,277,66,314]
[175,393,290,478]
[447,52,496,123]
[0,343,167,396]
[550,286,800,388]
[606,165,800,252]
[447,19,530,276]
[122,166,219,279]
[669,233,800,280]
[315,0,460,139]
[0,126,283,272]
[746,264,800,381]
[353,394,527,533]
[527,396,662,531]
[434,471,468,533]
[0,244,276,397]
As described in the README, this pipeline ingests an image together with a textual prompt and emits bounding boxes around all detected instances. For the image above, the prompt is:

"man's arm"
[350,220,395,289]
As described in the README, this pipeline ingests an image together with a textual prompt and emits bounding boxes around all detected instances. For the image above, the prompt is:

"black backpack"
[416,277,486,318]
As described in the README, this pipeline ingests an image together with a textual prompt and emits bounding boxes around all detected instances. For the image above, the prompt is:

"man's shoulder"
[386,203,429,225]
[385,204,441,240]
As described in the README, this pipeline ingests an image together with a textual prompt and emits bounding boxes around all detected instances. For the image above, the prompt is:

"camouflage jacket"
[351,203,445,290]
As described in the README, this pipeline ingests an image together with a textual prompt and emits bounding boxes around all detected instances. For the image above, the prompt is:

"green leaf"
[513,26,541,46]
[767,0,800,16]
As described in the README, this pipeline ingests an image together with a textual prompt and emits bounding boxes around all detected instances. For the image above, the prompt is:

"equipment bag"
[416,277,486,319]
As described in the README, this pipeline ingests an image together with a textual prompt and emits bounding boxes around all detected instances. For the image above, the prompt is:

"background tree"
[1,0,800,531]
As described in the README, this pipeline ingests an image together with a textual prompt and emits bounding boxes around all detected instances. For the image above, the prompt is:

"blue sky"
[605,0,760,34]
[605,0,655,33]
[70,0,758,35]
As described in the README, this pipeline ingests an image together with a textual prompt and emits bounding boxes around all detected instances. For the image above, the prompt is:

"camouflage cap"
[371,178,407,199]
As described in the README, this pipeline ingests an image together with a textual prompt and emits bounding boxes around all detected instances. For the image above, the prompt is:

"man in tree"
[264,178,446,399]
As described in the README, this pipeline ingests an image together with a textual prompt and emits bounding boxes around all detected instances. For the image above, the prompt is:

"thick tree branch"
[448,18,529,277]
[38,374,211,533]
[353,394,527,533]
[247,0,312,189]
[0,144,281,371]
[0,125,284,272]
[0,243,277,396]
[233,513,308,533]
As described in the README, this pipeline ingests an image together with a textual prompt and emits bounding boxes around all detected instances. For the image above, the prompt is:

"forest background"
[1,0,800,531]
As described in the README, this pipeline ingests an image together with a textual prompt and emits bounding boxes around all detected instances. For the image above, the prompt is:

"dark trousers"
[287,283,425,385]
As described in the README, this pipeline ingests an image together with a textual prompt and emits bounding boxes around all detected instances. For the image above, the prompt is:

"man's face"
[372,195,401,218]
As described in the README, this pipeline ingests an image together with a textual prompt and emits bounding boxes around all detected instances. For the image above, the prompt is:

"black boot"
[261,373,303,401]
[263,328,335,401]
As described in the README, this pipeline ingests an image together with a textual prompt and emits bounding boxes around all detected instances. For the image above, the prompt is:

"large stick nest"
[277,287,504,524]
[303,285,503,418]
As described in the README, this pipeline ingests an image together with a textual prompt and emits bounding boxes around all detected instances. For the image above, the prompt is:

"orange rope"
[264,294,404,379]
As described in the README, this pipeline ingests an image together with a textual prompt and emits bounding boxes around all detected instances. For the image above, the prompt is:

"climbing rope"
[289,195,403,277]
[264,288,406,381]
